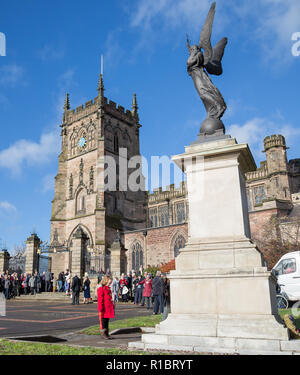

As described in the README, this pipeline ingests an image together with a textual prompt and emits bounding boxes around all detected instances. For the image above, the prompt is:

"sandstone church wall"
[124,223,188,271]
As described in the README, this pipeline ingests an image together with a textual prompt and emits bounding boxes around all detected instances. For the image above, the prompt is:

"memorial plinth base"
[129,245,290,354]
[129,136,290,354]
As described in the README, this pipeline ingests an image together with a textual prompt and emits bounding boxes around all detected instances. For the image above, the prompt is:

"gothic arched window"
[159,205,169,227]
[149,208,158,228]
[132,242,143,272]
[176,202,185,224]
[76,189,86,214]
[174,235,186,258]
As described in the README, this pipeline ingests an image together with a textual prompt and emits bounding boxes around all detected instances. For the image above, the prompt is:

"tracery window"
[132,242,143,272]
[176,202,185,224]
[174,235,186,258]
[149,208,158,228]
[159,205,169,227]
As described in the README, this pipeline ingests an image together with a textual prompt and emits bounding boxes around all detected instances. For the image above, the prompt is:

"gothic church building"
[46,70,300,278]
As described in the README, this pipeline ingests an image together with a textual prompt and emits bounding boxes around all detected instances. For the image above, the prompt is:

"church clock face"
[78,137,86,148]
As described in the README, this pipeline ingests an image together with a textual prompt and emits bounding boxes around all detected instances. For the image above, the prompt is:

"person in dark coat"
[83,275,91,304]
[152,270,165,314]
[12,273,20,297]
[134,275,143,305]
[25,273,30,294]
[71,274,81,305]
[34,271,41,294]
[97,275,115,339]
[126,272,133,301]
[58,272,65,292]
[162,276,170,321]
[45,270,52,292]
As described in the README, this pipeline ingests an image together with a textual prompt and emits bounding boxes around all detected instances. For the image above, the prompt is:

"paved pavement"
[0,299,153,342]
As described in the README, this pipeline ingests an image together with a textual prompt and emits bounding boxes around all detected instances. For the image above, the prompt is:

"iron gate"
[83,253,111,275]
[38,254,52,274]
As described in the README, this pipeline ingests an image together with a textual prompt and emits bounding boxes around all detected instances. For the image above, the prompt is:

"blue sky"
[1,0,300,252]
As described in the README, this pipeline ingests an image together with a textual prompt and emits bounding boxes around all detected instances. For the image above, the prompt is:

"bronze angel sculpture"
[187,2,227,135]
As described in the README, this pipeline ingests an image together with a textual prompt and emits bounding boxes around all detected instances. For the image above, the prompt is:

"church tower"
[50,70,147,277]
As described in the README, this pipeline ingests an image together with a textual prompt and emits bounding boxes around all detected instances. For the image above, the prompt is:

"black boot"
[100,329,109,339]
[105,329,113,340]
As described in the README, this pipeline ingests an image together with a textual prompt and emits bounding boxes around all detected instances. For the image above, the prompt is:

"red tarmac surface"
[0,299,152,339]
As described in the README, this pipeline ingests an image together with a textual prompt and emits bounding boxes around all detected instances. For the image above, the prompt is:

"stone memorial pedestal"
[129,136,291,354]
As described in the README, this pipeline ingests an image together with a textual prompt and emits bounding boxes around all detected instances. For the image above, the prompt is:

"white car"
[272,251,300,301]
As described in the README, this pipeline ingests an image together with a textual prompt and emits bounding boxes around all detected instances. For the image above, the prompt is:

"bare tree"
[11,243,26,257]
[254,214,300,270]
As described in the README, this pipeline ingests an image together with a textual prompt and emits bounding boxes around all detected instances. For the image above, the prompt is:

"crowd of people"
[0,267,170,340]
[0,270,50,298]
[111,270,170,316]
[0,269,76,299]
[0,267,170,317]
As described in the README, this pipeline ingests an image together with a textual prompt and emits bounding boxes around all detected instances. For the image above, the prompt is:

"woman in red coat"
[97,275,115,339]
[138,274,153,309]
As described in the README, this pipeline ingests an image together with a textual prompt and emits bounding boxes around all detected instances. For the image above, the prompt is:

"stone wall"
[124,223,188,270]
[249,208,278,244]
[0,250,10,273]
[51,252,70,278]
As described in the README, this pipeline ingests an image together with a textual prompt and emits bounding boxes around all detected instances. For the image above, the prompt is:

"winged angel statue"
[187,2,227,135]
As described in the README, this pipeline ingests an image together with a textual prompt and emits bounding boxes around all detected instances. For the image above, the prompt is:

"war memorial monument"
[129,2,296,355]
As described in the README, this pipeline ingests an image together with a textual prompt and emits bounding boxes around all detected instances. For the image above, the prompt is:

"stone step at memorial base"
[128,335,300,355]
[15,292,86,301]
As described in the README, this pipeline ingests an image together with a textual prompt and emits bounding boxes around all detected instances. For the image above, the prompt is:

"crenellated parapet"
[148,181,186,204]
[62,96,139,127]
[263,134,287,152]
[246,161,268,182]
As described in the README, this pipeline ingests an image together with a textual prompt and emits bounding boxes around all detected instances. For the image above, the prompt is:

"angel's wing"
[205,37,228,76]
[199,2,216,65]
[212,37,227,63]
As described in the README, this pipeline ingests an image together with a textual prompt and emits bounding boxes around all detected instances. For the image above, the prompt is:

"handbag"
[122,286,128,295]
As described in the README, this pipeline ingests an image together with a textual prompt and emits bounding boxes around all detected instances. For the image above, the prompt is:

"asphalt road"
[0,299,152,339]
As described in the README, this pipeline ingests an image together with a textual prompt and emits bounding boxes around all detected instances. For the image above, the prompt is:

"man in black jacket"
[152,271,165,314]
[71,274,81,305]
[126,272,133,301]
[45,270,52,292]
